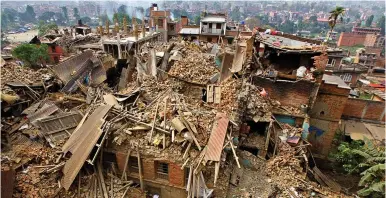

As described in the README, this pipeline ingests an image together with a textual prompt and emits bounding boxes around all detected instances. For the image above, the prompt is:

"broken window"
[129,156,139,173]
[156,162,169,180]
[206,84,221,104]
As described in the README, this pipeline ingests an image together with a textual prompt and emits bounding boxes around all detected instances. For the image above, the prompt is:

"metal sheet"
[204,113,229,162]
[53,50,93,83]
[61,105,112,190]
[27,103,59,125]
[38,112,82,146]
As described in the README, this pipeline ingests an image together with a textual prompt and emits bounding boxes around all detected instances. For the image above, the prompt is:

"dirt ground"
[6,29,39,43]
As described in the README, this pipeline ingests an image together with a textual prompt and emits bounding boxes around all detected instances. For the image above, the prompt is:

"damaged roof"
[322,74,351,89]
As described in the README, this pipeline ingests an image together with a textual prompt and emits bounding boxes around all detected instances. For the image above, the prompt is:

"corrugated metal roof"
[61,105,112,190]
[179,28,200,35]
[322,74,351,89]
[341,120,385,141]
[52,50,93,83]
[201,16,226,23]
[204,113,229,162]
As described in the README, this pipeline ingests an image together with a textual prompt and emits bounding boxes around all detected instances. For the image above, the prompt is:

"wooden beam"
[149,100,161,143]
[121,149,131,180]
[137,148,144,190]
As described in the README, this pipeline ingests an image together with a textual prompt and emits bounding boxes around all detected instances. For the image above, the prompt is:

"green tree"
[80,16,91,24]
[366,15,374,27]
[12,44,50,66]
[3,8,17,23]
[194,15,200,25]
[136,7,145,15]
[230,6,241,21]
[38,21,58,36]
[1,13,9,30]
[25,5,36,20]
[245,17,261,30]
[309,15,318,24]
[280,20,295,33]
[38,11,55,22]
[331,138,385,198]
[61,7,69,22]
[55,13,66,25]
[326,6,345,43]
[376,16,385,36]
[19,5,36,23]
[118,5,127,14]
[73,8,80,20]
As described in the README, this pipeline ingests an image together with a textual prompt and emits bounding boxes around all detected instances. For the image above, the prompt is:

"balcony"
[201,28,223,35]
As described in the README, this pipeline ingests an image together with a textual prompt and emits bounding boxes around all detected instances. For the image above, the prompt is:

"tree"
[376,16,385,36]
[117,5,127,14]
[19,5,36,23]
[38,11,55,22]
[12,44,50,66]
[326,6,345,43]
[230,6,241,21]
[61,7,69,22]
[73,8,80,21]
[309,15,318,24]
[1,13,9,30]
[194,15,200,25]
[245,17,261,30]
[366,15,374,27]
[346,18,350,24]
[38,21,58,36]
[136,7,145,16]
[25,5,36,20]
[55,13,66,25]
[3,8,17,23]
[80,16,91,24]
[331,138,385,198]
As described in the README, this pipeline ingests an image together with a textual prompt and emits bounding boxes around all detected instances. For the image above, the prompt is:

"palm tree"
[325,6,345,45]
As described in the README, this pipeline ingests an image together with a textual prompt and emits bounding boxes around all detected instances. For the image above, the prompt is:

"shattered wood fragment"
[121,149,131,180]
[149,100,160,143]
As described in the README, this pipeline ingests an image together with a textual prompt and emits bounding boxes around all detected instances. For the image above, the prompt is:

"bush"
[12,43,50,66]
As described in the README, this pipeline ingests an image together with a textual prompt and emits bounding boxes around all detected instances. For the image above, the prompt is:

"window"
[341,73,352,82]
[158,19,164,28]
[129,156,139,173]
[156,162,169,180]
[216,23,222,29]
[209,23,212,28]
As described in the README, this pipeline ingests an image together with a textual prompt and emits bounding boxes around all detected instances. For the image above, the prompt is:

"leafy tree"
[366,15,374,27]
[61,7,69,22]
[73,8,80,20]
[3,8,17,23]
[136,7,145,15]
[99,14,111,24]
[326,6,345,43]
[194,15,200,25]
[38,21,58,36]
[331,138,385,198]
[230,6,241,22]
[309,15,318,24]
[279,20,295,33]
[355,13,361,20]
[26,5,36,20]
[376,16,385,36]
[118,5,127,14]
[38,11,55,22]
[55,13,66,25]
[80,16,91,24]
[12,44,50,66]
[1,13,9,30]
[245,17,261,30]
[19,5,36,23]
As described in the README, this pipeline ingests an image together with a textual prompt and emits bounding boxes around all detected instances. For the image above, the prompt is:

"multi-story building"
[364,34,385,48]
[199,13,227,43]
[352,26,382,35]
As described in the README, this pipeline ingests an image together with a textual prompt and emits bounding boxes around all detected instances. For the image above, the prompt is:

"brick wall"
[309,81,350,156]
[181,16,188,26]
[169,162,184,187]
[115,152,184,187]
[342,98,385,122]
[337,32,366,47]
[252,76,316,108]
[364,34,378,47]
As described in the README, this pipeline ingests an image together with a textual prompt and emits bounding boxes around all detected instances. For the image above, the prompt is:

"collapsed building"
[3,8,383,198]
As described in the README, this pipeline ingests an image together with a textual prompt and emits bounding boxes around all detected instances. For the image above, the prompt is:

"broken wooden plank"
[121,149,131,180]
[149,100,160,143]
[137,148,144,190]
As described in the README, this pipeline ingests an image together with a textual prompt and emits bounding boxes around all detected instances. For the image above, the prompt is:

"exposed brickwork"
[337,32,366,47]
[142,158,156,180]
[181,16,188,26]
[309,81,350,156]
[252,76,315,108]
[168,162,184,187]
[342,98,385,122]
[115,151,126,171]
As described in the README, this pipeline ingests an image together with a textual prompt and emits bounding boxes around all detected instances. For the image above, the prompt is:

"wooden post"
[137,148,144,190]
[149,100,160,143]
[214,162,220,186]
[121,149,131,180]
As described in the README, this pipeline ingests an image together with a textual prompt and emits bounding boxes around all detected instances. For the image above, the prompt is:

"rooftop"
[201,16,226,23]
[322,74,351,89]
[179,27,200,35]
[102,32,161,45]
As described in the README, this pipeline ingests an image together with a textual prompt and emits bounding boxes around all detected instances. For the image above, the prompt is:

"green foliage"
[73,8,80,20]
[61,7,69,22]
[230,6,241,22]
[1,13,9,30]
[19,5,36,23]
[80,16,92,24]
[118,5,127,14]
[366,15,374,27]
[376,16,385,36]
[194,15,200,25]
[38,11,55,22]
[12,44,50,66]
[309,15,318,24]
[38,21,58,36]
[331,138,385,197]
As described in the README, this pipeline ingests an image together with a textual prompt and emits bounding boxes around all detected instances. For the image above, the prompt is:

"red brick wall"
[169,162,184,187]
[337,32,366,47]
[309,119,339,156]
[181,17,188,26]
[342,98,385,121]
[47,45,63,63]
[115,152,184,187]
[252,76,316,108]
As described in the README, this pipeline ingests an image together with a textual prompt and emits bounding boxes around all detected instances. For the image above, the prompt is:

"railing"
[202,28,222,34]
